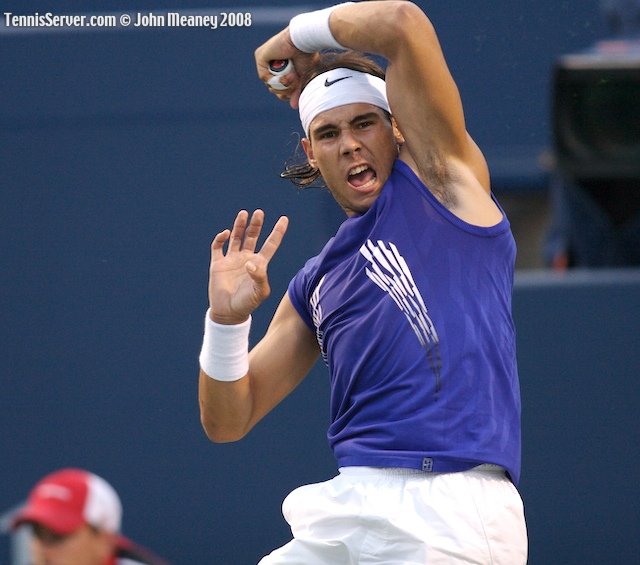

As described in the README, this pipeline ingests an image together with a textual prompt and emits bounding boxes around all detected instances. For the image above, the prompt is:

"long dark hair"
[280,51,387,189]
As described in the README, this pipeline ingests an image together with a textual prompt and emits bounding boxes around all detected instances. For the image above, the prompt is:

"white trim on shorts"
[338,463,506,477]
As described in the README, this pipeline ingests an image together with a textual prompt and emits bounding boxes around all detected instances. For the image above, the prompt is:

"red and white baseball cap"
[12,468,122,535]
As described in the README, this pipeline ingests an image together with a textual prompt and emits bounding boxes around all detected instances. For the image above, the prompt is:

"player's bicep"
[384,9,469,162]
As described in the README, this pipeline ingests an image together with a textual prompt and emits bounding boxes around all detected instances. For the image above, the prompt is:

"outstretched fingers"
[220,209,265,254]
[211,211,287,264]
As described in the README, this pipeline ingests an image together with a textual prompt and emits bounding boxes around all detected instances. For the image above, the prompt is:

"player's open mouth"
[347,164,377,190]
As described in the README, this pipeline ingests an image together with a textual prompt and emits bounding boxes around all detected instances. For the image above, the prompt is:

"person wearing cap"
[12,468,168,565]
[198,1,527,563]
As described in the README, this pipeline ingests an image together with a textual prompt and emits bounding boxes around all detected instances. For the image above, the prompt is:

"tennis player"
[199,2,527,562]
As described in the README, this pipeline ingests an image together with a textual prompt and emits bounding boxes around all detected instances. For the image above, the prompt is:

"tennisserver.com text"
[3,11,253,30]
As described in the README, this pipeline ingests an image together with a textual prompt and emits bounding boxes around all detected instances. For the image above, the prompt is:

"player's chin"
[349,189,383,215]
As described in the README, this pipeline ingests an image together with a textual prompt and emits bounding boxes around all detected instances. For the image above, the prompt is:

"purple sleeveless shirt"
[288,159,521,484]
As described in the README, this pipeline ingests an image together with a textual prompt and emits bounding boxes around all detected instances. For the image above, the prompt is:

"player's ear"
[391,117,405,146]
[301,137,317,168]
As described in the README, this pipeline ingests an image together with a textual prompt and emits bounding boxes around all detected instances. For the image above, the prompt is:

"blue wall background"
[2,1,638,563]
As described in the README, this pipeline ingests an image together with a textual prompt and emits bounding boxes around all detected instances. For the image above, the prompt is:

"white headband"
[298,68,389,136]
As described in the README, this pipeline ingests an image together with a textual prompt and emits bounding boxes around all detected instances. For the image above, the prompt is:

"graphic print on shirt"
[310,274,328,365]
[359,239,442,389]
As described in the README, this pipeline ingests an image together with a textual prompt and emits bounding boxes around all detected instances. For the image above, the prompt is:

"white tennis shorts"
[258,465,527,564]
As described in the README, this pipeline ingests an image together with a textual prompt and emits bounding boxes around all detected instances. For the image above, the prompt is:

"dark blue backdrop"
[3,2,637,564]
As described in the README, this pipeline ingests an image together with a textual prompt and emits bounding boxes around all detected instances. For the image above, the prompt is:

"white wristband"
[289,3,353,53]
[199,310,251,382]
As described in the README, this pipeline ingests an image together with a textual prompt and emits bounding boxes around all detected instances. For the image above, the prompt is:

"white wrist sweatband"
[199,310,251,382]
[289,3,353,53]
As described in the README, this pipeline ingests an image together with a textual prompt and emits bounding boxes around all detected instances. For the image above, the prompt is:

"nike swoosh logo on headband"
[324,76,352,87]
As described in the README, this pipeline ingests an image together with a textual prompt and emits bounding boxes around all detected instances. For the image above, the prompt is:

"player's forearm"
[198,370,254,443]
[198,312,255,442]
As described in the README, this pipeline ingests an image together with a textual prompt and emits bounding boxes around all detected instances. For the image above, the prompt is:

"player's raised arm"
[198,210,319,443]
[256,2,472,175]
